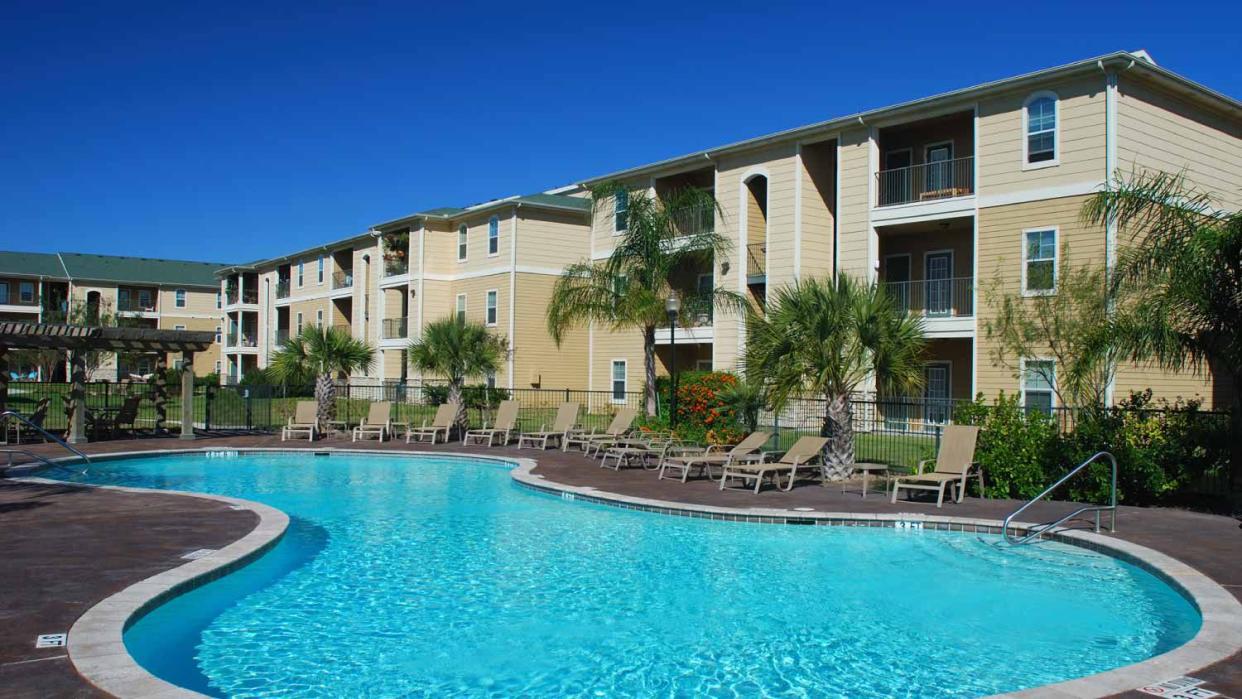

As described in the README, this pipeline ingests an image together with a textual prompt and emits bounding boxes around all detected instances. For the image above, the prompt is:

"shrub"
[955,393,1056,499]
[422,384,510,409]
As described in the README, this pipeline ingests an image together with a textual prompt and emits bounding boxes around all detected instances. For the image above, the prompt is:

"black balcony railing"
[678,293,715,328]
[383,257,408,277]
[382,317,408,339]
[224,286,258,305]
[881,277,974,318]
[333,270,354,290]
[746,242,766,279]
[276,279,291,299]
[876,156,974,207]
[117,296,157,313]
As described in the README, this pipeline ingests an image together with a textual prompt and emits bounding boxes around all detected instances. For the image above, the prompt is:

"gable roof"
[0,251,233,288]
[0,251,66,278]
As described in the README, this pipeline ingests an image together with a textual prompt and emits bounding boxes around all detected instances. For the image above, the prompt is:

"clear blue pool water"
[49,452,1199,698]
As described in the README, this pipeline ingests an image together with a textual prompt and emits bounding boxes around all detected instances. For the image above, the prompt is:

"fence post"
[204,384,214,431]
[934,424,942,462]
[244,389,253,431]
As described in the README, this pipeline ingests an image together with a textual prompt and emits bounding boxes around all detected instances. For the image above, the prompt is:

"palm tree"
[718,376,768,434]
[1083,169,1242,485]
[547,183,746,415]
[408,317,508,432]
[268,325,375,426]
[743,274,926,479]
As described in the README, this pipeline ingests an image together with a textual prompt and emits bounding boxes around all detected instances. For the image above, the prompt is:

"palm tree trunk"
[1231,389,1242,491]
[820,392,855,480]
[315,373,336,427]
[448,380,466,438]
[643,325,657,417]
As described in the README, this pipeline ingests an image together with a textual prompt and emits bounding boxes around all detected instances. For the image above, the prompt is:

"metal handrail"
[0,409,92,471]
[1001,451,1116,545]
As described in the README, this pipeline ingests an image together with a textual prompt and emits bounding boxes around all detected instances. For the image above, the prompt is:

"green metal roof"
[58,253,230,287]
[0,251,66,278]
[514,193,590,211]
[0,251,233,288]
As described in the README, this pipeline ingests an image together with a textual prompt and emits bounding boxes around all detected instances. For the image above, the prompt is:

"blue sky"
[2,0,1238,264]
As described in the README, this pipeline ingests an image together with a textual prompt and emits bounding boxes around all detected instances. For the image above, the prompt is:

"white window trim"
[214,360,221,374]
[174,288,187,308]
[487,216,500,257]
[297,262,305,288]
[1019,357,1058,411]
[295,312,303,334]
[924,248,955,278]
[18,281,35,303]
[457,224,468,263]
[316,309,324,327]
[485,289,498,327]
[1021,91,1060,171]
[215,290,222,309]
[1020,226,1059,297]
[695,359,713,372]
[455,293,467,322]
[923,139,954,163]
[317,256,325,284]
[883,147,913,171]
[610,358,628,403]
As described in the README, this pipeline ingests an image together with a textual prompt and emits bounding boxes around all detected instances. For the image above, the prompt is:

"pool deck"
[1,433,1238,698]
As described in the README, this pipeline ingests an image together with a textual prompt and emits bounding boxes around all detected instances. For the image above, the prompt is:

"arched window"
[1023,92,1058,167]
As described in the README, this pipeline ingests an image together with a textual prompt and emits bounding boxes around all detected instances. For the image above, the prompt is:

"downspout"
[1097,57,1134,406]
[417,224,426,383]
[508,205,519,390]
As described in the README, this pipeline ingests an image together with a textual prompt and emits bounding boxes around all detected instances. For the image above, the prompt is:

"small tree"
[744,274,926,478]
[407,317,507,432]
[547,183,746,416]
[718,375,768,434]
[1083,169,1242,486]
[983,251,1120,409]
[268,326,375,426]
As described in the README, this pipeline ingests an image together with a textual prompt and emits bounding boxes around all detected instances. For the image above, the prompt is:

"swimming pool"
[49,451,1199,698]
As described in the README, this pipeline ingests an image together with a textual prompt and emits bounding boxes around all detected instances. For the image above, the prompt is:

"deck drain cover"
[35,633,66,648]
[182,549,216,560]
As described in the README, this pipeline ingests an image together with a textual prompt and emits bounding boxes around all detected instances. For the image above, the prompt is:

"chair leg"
[936,483,945,508]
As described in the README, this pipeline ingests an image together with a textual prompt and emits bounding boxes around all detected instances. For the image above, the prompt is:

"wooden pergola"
[0,322,216,444]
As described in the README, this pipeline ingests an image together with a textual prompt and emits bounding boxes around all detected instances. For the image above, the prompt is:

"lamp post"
[665,291,681,428]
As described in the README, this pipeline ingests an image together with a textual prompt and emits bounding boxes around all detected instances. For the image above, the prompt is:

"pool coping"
[13,447,1241,699]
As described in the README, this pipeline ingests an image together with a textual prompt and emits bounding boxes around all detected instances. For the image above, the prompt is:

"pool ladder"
[1000,451,1116,546]
[1,410,93,474]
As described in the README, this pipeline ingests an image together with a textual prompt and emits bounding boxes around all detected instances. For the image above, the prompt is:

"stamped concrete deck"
[1,434,1238,698]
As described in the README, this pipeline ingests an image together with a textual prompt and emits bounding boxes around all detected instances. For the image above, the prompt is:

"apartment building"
[0,251,229,379]
[568,50,1240,410]
[216,194,593,388]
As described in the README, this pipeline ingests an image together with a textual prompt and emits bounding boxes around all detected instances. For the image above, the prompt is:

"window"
[296,312,303,334]
[456,293,467,323]
[215,290,222,309]
[485,290,498,326]
[485,370,497,389]
[19,281,35,303]
[215,325,222,343]
[1023,360,1056,415]
[174,324,186,331]
[137,289,153,310]
[214,360,221,374]
[613,275,629,299]
[458,224,468,261]
[316,309,323,327]
[0,282,7,304]
[695,359,713,372]
[613,190,628,234]
[174,288,186,308]
[298,262,305,287]
[488,216,499,256]
[317,255,325,284]
[1023,93,1058,166]
[1023,228,1057,294]
[611,360,627,401]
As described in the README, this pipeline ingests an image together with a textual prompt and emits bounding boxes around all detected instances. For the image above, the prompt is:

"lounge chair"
[463,400,520,446]
[406,402,460,444]
[352,402,393,442]
[102,395,143,438]
[658,431,771,483]
[719,436,829,494]
[281,401,319,442]
[599,436,676,471]
[890,425,982,507]
[4,398,49,444]
[567,407,637,454]
[517,402,580,450]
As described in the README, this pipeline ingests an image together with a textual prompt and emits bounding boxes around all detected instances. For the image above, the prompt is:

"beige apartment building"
[216,50,1239,412]
[0,251,228,379]
[216,194,593,388]
[569,50,1239,410]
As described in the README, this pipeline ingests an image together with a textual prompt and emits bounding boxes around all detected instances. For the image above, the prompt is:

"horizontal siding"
[799,140,836,280]
[1117,77,1242,211]
[513,273,587,389]
[516,209,591,269]
[836,127,871,277]
[977,75,1106,197]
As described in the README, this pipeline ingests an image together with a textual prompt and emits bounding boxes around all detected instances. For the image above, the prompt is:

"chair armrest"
[916,458,935,475]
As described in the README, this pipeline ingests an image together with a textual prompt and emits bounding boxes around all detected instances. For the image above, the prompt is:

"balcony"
[876,156,974,207]
[276,279,291,299]
[225,285,258,305]
[333,270,354,290]
[656,293,714,344]
[227,331,258,348]
[882,277,974,325]
[746,242,766,283]
[669,203,715,238]
[383,257,408,278]
[382,317,408,339]
[0,291,38,307]
[117,296,157,313]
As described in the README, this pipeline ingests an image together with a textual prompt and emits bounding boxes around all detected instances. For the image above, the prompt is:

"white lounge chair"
[719,436,828,494]
[658,431,771,482]
[406,402,459,444]
[517,402,580,450]
[463,400,520,446]
[352,402,393,442]
[890,425,982,507]
[281,401,318,442]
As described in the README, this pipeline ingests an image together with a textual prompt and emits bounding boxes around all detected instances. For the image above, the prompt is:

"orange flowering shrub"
[673,372,742,439]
